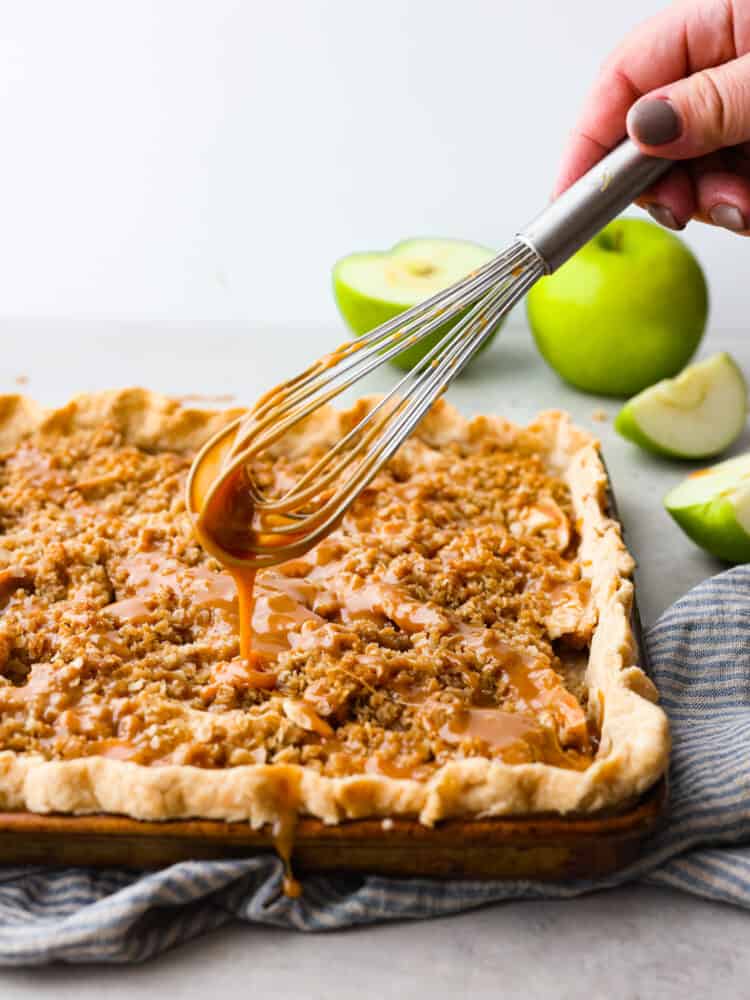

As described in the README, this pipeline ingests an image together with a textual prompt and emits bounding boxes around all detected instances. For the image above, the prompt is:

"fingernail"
[709,203,746,231]
[646,204,682,230]
[628,98,682,146]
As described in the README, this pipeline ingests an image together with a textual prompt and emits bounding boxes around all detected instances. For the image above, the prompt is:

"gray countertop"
[1,317,747,996]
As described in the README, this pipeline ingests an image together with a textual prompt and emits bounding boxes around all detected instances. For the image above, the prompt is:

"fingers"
[636,165,697,230]
[636,154,750,235]
[694,170,750,232]
[627,53,750,160]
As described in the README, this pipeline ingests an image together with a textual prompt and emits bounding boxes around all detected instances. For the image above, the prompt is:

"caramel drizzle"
[96,545,591,765]
[187,426,270,678]
[273,811,302,899]
[232,567,258,664]
[104,555,323,690]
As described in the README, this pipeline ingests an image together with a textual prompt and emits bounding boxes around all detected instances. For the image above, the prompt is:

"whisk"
[188,140,671,567]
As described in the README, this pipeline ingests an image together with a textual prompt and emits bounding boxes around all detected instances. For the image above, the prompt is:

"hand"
[555,0,750,235]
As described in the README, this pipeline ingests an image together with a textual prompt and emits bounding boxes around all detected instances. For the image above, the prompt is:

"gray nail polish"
[709,204,746,231]
[629,99,682,146]
[646,204,681,230]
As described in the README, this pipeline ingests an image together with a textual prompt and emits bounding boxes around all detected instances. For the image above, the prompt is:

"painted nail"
[646,204,681,230]
[628,99,682,146]
[709,204,746,231]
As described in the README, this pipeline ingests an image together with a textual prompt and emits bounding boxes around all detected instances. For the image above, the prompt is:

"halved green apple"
[615,353,747,459]
[665,454,750,562]
[332,237,497,371]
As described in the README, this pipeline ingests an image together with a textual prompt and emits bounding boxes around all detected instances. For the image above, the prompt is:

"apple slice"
[332,237,496,371]
[664,454,750,562]
[614,353,747,459]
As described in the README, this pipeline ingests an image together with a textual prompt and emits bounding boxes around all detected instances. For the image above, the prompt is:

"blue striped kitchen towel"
[1,564,750,964]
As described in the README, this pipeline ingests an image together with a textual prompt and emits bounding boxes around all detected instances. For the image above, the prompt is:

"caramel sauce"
[440,707,537,751]
[204,657,276,696]
[105,555,242,627]
[199,464,257,563]
[188,424,311,675]
[105,555,327,692]
[457,625,590,751]
[273,810,302,898]
[365,755,433,781]
[438,705,589,770]
[104,596,154,625]
[0,569,33,610]
[266,767,304,898]
[231,567,258,663]
[85,739,142,761]
[188,427,271,675]
[0,668,160,765]
[336,579,446,633]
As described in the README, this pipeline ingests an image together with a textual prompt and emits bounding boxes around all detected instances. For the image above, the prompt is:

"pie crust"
[0,389,669,827]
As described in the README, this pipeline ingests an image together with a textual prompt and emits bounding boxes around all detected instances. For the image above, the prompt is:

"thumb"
[626,52,750,159]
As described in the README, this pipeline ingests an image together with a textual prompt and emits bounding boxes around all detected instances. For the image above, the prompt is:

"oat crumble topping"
[0,407,598,778]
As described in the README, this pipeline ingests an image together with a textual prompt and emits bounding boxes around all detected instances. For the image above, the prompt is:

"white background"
[0,0,744,331]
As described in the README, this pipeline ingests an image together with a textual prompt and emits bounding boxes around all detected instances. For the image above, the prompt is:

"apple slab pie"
[0,390,669,828]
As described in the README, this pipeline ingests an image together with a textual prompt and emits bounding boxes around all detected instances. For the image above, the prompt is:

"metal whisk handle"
[518,139,673,274]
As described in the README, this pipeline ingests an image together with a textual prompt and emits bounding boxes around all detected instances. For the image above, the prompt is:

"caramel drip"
[188,426,310,674]
[231,567,258,664]
[273,811,302,899]
[188,427,266,673]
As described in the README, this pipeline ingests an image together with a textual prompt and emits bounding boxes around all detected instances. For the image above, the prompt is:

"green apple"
[526,218,709,397]
[665,454,750,563]
[615,353,748,459]
[332,237,497,371]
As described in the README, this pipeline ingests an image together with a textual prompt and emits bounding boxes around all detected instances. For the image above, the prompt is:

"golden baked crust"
[0,389,669,826]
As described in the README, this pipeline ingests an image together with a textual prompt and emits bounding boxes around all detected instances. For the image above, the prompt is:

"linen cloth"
[2,565,750,965]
